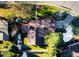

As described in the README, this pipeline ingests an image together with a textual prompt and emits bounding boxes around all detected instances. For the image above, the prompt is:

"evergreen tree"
[44,32,63,57]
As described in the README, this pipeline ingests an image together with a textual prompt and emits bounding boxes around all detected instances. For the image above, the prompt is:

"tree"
[44,32,63,57]
[72,16,79,35]
[37,5,60,17]
[12,2,36,19]
[0,41,14,57]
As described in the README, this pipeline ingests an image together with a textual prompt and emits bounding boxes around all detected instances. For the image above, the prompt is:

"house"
[22,18,55,46]
[55,14,74,32]
[0,18,9,41]
[62,42,79,57]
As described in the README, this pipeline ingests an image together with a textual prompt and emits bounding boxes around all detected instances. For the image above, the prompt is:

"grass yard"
[29,45,46,50]
[24,37,47,50]
[0,8,26,19]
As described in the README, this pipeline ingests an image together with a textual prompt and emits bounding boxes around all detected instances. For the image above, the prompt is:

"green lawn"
[24,37,47,50]
[0,8,26,19]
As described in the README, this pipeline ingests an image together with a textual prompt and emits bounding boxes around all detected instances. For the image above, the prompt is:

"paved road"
[49,1,79,13]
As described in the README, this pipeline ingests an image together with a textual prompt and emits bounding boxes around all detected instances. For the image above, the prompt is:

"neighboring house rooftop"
[0,19,9,40]
[0,20,8,34]
[55,14,74,29]
[62,42,79,57]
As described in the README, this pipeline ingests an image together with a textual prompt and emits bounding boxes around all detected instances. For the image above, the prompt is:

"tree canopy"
[37,5,60,17]
[44,32,63,57]
[72,16,79,35]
